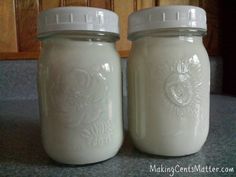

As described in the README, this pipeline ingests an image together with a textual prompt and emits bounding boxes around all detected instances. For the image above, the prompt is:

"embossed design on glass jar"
[49,66,109,127]
[164,55,202,118]
[81,119,113,146]
[165,73,193,106]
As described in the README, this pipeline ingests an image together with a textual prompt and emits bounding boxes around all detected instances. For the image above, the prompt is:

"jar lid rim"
[128,5,207,38]
[38,7,119,37]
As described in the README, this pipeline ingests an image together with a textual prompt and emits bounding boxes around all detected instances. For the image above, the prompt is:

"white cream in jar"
[128,6,210,156]
[37,7,123,164]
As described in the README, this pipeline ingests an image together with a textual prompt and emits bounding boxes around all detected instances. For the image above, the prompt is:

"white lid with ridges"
[128,5,207,38]
[38,7,119,37]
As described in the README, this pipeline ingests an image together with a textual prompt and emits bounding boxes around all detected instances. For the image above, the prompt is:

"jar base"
[45,149,120,165]
[42,134,124,165]
[131,139,204,157]
[135,146,202,157]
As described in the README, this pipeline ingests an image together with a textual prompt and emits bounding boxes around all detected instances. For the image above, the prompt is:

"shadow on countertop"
[0,99,51,166]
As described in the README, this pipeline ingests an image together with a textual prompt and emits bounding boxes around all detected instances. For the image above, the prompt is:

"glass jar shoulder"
[39,39,120,66]
[129,36,209,64]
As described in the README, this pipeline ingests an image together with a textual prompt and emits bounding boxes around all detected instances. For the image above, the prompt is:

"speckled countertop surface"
[0,95,235,177]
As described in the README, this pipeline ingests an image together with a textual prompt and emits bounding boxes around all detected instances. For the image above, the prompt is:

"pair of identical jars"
[38,6,210,164]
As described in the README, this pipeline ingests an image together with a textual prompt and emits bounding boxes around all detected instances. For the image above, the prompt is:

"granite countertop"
[0,95,235,177]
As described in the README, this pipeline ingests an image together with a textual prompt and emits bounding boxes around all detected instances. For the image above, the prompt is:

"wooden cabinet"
[0,0,18,53]
[0,0,220,59]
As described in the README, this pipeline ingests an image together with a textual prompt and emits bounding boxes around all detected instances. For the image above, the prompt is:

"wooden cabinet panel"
[88,0,112,9]
[114,0,134,53]
[40,0,113,11]
[189,0,200,6]
[64,0,88,6]
[0,0,18,52]
[40,0,63,10]
[136,0,156,10]
[158,0,189,5]
[158,0,199,5]
[16,0,40,52]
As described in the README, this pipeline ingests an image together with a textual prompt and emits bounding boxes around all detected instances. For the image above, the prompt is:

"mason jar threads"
[128,6,210,156]
[37,7,123,164]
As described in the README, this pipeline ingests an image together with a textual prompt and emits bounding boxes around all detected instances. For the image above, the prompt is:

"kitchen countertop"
[0,95,235,177]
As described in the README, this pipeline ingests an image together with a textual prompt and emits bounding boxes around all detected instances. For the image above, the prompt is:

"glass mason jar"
[128,6,210,156]
[37,7,123,164]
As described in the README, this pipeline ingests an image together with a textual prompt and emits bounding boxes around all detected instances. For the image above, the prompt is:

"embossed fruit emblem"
[165,56,202,118]
[49,67,107,124]
[165,64,193,107]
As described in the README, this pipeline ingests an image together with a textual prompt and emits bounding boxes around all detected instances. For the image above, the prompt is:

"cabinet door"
[0,0,18,52]
[88,0,112,9]
[16,0,40,52]
[136,0,156,10]
[158,0,199,6]
[64,0,88,6]
[40,0,63,10]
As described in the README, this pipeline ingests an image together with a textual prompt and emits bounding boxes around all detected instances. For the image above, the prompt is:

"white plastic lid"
[38,7,119,37]
[128,5,207,39]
